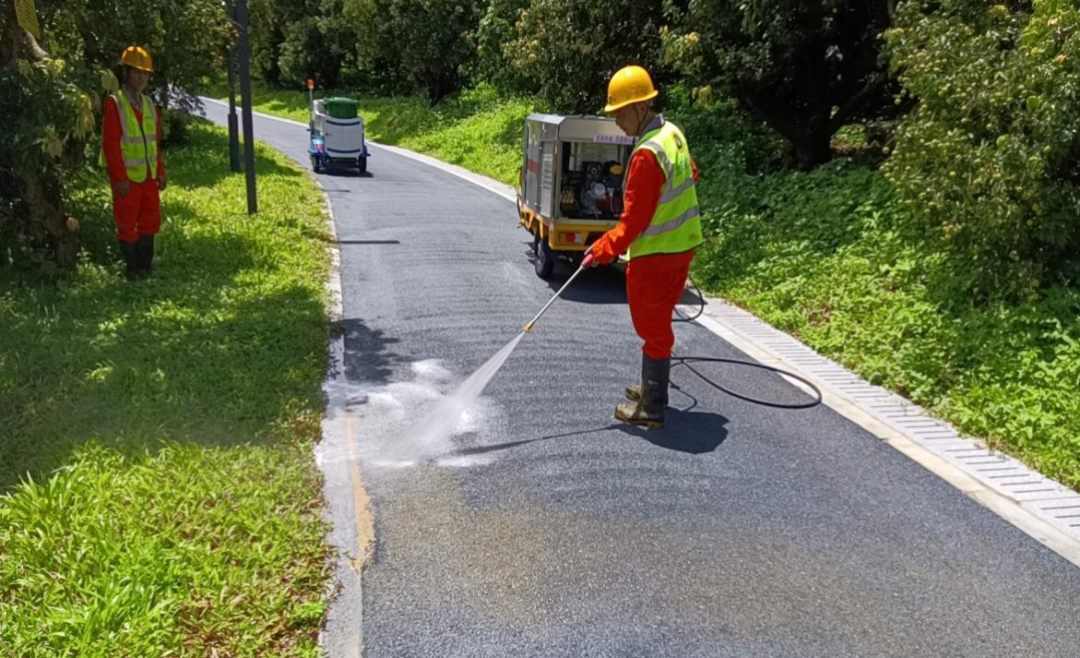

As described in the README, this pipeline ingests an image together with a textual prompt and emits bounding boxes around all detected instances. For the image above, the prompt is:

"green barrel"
[324,97,359,120]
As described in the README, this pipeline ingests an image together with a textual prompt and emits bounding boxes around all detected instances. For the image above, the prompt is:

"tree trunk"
[3,0,80,269]
[20,172,79,268]
[792,128,833,171]
[749,98,835,171]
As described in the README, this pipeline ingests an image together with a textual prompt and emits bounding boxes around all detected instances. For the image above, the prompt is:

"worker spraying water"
[520,65,704,431]
[399,65,818,460]
[400,262,590,463]
[584,65,704,429]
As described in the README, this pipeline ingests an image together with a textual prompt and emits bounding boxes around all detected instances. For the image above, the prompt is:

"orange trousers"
[112,179,161,243]
[625,251,694,359]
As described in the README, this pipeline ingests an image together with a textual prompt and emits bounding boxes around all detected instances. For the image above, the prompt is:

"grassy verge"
[0,120,332,655]
[236,85,1080,489]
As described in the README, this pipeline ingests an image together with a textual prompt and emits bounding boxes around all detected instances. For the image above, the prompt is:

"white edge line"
[291,120,363,653]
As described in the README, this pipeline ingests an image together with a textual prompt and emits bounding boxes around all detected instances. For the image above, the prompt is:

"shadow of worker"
[618,407,729,455]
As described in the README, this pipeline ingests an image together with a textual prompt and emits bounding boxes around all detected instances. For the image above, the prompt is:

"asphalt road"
[199,102,1080,657]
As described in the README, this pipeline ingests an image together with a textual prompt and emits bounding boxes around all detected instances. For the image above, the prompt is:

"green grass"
[234,83,1080,489]
[0,120,333,655]
[222,83,533,185]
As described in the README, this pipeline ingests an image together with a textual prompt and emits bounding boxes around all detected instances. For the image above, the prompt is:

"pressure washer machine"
[517,114,635,279]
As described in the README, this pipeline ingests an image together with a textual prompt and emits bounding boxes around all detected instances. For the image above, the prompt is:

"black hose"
[673,273,705,323]
[671,275,823,410]
[672,356,823,410]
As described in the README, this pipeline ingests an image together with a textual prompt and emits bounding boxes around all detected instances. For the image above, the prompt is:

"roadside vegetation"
[4,0,1080,652]
[0,121,332,655]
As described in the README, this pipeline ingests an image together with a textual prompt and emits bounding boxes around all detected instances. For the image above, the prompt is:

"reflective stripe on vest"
[114,92,158,182]
[627,121,703,260]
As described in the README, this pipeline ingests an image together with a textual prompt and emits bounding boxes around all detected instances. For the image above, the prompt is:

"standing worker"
[101,45,166,280]
[583,65,703,429]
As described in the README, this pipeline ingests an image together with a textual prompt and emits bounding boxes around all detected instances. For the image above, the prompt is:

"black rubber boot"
[136,234,155,275]
[119,240,139,281]
[615,355,670,428]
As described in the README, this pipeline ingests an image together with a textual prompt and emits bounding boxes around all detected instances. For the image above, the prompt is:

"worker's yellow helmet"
[603,65,658,113]
[119,46,153,73]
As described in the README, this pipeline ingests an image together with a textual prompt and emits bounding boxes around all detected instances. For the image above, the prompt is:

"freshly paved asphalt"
[199,102,1080,657]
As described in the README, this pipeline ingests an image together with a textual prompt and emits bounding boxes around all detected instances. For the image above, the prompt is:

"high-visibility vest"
[104,91,158,183]
[626,121,702,260]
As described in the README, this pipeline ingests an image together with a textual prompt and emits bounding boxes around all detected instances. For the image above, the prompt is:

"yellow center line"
[346,408,375,571]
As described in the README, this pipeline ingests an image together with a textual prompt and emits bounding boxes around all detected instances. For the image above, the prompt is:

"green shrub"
[160,108,193,148]
[885,1,1080,299]
[660,0,895,170]
[666,90,788,177]
[343,0,482,103]
[503,0,666,113]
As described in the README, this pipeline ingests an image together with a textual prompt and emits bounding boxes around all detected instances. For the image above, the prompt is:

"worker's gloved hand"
[582,253,599,268]
[115,181,131,197]
[587,235,619,265]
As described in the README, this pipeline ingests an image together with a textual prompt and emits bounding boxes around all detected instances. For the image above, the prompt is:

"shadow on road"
[448,409,727,458]
[342,318,406,385]
[520,249,628,304]
[316,167,375,179]
[336,240,402,246]
[450,425,621,457]
[617,408,729,455]
[523,251,705,309]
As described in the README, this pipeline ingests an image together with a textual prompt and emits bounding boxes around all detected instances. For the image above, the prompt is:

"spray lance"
[522,253,598,334]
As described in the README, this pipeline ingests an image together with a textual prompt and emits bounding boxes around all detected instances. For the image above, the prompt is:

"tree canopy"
[4,0,1079,291]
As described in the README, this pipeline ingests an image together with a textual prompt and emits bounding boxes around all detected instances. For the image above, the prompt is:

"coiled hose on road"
[671,275,823,410]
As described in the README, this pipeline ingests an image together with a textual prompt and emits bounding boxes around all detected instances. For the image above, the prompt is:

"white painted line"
[779,373,818,398]
[369,142,517,203]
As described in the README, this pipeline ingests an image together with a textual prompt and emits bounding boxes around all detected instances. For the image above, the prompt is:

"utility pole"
[225,0,240,173]
[236,0,257,214]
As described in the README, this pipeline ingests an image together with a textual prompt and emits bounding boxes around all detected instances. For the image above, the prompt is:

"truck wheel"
[535,235,554,279]
[311,155,322,173]
[357,156,367,175]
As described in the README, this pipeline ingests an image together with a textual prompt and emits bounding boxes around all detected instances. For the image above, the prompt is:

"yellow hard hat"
[119,46,153,73]
[603,65,658,113]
